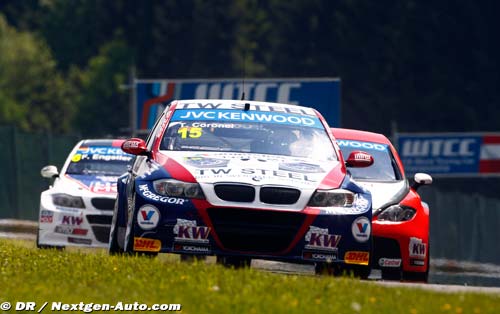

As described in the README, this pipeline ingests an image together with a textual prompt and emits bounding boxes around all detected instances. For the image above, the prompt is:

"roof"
[173,99,316,112]
[331,128,392,145]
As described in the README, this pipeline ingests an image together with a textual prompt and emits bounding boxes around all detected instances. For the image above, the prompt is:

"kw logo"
[176,226,210,240]
[308,233,341,248]
[62,216,83,225]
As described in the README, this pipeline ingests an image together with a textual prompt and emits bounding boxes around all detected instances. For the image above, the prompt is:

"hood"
[54,174,119,195]
[354,180,408,210]
[162,151,340,189]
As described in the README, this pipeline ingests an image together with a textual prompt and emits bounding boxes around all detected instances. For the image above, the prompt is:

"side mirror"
[41,165,59,178]
[121,138,149,156]
[345,151,374,168]
[411,173,433,190]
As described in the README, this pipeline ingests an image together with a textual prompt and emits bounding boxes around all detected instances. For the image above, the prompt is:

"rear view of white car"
[37,139,133,249]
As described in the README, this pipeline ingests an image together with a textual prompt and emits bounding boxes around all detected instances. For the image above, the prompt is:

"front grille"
[260,187,300,204]
[91,198,115,210]
[86,214,112,225]
[214,184,255,202]
[91,225,111,243]
[207,207,306,253]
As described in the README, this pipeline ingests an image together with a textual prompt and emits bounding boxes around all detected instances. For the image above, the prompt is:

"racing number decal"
[178,127,202,139]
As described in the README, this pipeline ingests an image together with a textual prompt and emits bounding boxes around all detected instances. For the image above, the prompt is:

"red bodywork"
[332,128,429,279]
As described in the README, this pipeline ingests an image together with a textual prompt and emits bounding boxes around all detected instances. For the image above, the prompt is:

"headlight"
[52,193,85,208]
[308,189,354,207]
[153,179,205,199]
[377,205,416,222]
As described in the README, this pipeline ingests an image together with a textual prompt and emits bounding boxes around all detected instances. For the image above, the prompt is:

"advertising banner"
[396,133,500,176]
[134,78,340,134]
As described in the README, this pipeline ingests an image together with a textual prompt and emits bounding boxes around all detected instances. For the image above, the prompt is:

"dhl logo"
[134,237,161,252]
[344,251,370,265]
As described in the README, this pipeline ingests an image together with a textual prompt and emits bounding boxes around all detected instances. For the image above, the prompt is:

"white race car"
[37,139,134,249]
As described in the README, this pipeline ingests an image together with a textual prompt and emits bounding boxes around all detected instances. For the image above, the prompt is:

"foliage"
[0,239,499,314]
[0,14,76,133]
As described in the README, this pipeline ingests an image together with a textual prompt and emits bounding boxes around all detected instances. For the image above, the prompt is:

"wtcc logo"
[351,216,371,243]
[136,205,160,230]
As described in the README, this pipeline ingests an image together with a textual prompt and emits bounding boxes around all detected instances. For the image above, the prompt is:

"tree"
[0,14,77,133]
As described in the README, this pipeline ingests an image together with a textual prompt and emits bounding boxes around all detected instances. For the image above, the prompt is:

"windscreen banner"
[133,78,340,134]
[396,133,500,177]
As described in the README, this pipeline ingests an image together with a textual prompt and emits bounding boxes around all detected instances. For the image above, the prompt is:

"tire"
[109,200,124,255]
[216,256,251,268]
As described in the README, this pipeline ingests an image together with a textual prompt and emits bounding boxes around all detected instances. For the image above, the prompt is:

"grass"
[0,239,499,313]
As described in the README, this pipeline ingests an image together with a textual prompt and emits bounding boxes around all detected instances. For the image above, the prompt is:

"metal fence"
[420,187,500,265]
[0,125,79,220]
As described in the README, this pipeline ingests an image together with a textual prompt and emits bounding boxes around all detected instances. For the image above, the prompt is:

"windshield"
[337,139,401,181]
[160,109,337,161]
[65,145,134,176]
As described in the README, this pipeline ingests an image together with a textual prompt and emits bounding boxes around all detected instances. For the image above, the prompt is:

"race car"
[37,139,134,249]
[110,99,374,277]
[332,128,433,282]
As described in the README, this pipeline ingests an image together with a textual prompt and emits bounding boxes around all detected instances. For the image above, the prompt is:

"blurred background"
[0,1,499,275]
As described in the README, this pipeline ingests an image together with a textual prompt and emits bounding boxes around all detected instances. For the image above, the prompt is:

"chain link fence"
[0,125,79,220]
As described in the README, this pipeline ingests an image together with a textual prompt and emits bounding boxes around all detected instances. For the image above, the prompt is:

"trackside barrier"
[420,188,500,265]
[0,125,79,220]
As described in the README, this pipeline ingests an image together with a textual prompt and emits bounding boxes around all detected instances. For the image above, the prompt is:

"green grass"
[0,239,498,314]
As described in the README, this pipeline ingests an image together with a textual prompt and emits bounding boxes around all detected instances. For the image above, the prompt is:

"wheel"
[216,256,251,268]
[109,200,124,255]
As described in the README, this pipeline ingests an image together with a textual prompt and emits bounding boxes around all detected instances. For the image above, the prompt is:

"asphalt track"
[1,219,499,295]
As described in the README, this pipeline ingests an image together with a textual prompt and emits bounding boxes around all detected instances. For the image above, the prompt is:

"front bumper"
[131,193,373,266]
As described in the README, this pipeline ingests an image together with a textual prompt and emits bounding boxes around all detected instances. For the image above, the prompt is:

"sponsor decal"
[378,258,402,268]
[409,237,427,258]
[352,194,370,213]
[173,219,210,243]
[353,152,372,162]
[136,205,160,230]
[90,181,117,193]
[184,156,229,168]
[55,226,88,236]
[62,215,84,226]
[194,168,317,183]
[351,216,371,242]
[134,237,161,252]
[410,259,426,266]
[344,251,370,265]
[337,140,388,152]
[302,251,338,262]
[173,243,210,253]
[304,226,341,251]
[122,140,140,150]
[171,109,323,129]
[68,237,92,245]
[138,184,186,205]
[279,162,324,173]
[40,210,53,223]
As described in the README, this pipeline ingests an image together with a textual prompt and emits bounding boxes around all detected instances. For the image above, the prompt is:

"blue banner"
[134,78,340,132]
[397,133,483,176]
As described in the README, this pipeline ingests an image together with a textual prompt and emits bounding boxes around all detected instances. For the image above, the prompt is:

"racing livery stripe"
[160,154,197,183]
[112,139,125,147]
[316,163,345,190]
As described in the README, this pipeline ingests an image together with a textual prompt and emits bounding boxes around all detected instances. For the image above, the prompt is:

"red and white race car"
[332,128,433,282]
